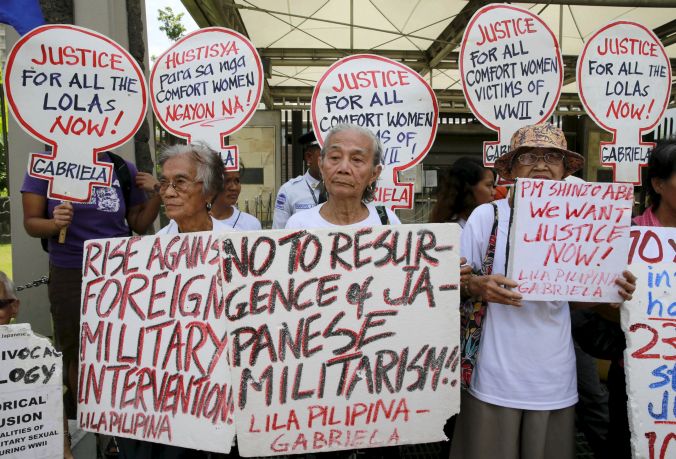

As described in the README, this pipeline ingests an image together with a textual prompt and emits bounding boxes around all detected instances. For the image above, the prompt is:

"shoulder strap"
[107,152,132,215]
[480,202,499,275]
[375,205,389,225]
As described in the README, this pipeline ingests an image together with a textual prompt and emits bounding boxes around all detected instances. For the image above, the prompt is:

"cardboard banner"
[460,4,562,166]
[577,22,672,185]
[150,27,263,171]
[4,24,147,202]
[221,224,460,456]
[507,178,633,302]
[0,324,63,459]
[622,227,676,459]
[311,55,438,209]
[78,233,235,453]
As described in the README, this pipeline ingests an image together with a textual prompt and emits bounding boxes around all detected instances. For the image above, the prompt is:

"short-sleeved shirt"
[272,171,320,229]
[156,216,233,235]
[285,202,400,229]
[21,154,147,269]
[217,206,262,230]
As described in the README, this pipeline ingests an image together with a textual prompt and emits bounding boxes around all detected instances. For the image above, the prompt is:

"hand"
[52,201,73,231]
[135,172,160,195]
[469,274,523,307]
[610,270,637,307]
[459,257,472,287]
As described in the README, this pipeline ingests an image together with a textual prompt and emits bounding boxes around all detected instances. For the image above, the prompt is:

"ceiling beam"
[543,0,676,6]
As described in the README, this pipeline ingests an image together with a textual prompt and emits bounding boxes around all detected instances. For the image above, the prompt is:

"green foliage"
[157,7,186,42]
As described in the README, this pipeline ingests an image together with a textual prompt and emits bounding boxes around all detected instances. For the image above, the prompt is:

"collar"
[304,171,321,188]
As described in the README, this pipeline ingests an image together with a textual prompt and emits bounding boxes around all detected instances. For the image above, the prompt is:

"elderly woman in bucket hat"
[449,123,636,459]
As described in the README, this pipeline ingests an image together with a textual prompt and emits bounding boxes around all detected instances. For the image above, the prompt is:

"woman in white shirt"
[211,167,262,230]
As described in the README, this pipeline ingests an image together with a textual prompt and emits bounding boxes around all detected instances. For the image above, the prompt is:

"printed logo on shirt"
[275,193,287,210]
[295,203,314,210]
[95,186,120,212]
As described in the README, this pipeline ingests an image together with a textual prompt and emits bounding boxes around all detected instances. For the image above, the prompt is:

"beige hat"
[494,123,584,179]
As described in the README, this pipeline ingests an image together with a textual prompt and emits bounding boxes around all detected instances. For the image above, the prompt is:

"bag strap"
[106,152,132,216]
[480,202,499,275]
[376,205,389,225]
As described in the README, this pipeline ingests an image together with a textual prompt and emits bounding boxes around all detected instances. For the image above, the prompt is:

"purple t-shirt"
[21,154,147,268]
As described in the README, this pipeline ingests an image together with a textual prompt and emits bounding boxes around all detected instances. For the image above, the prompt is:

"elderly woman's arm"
[126,172,161,234]
[464,273,523,307]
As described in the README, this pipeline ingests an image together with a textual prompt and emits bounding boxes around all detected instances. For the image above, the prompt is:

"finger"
[622,270,637,284]
[493,275,519,289]
[460,257,467,266]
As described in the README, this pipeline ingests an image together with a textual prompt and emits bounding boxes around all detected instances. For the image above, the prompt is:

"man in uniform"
[272,131,323,228]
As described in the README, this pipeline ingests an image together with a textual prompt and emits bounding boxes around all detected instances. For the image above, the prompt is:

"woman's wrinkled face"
[471,169,496,206]
[320,130,382,201]
[510,147,566,181]
[0,284,18,326]
[159,154,209,224]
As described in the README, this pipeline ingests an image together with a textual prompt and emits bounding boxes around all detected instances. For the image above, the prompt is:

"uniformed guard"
[272,131,322,228]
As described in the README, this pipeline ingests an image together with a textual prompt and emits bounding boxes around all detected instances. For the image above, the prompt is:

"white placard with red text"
[577,22,671,185]
[0,324,63,459]
[460,4,562,166]
[622,227,676,459]
[507,179,633,302]
[311,55,438,209]
[150,27,263,171]
[4,24,147,202]
[221,224,460,456]
[78,233,235,453]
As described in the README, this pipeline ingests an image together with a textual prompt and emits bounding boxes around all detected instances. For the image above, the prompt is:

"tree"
[157,6,186,41]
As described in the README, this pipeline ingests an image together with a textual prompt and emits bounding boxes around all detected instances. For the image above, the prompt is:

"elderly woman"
[211,167,262,230]
[286,124,399,228]
[0,271,18,326]
[156,143,228,235]
[450,123,636,459]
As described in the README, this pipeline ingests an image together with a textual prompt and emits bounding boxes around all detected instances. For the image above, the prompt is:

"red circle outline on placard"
[310,53,439,171]
[150,27,263,141]
[4,24,148,153]
[577,20,671,135]
[459,4,563,131]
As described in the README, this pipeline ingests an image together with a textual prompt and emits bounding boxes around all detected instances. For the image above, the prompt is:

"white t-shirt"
[461,199,577,410]
[157,216,233,235]
[217,206,262,230]
[285,202,400,229]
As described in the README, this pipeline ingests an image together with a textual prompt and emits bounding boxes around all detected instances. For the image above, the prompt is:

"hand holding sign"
[311,55,438,209]
[4,25,147,202]
[577,22,671,184]
[150,27,263,170]
[460,5,562,166]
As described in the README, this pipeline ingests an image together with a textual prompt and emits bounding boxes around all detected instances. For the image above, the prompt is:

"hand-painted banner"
[150,27,263,171]
[507,178,633,302]
[460,4,562,166]
[220,224,460,456]
[622,227,676,459]
[577,21,671,185]
[0,324,63,459]
[311,55,438,209]
[78,233,235,453]
[4,24,147,202]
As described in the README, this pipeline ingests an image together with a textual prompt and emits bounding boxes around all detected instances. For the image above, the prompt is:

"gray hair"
[320,124,383,202]
[0,271,17,300]
[158,142,224,197]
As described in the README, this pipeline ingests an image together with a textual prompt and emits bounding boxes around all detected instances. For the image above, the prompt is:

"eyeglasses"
[516,152,565,166]
[158,177,202,193]
[0,299,16,309]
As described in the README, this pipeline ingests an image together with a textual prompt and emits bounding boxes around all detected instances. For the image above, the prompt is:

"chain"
[16,275,49,291]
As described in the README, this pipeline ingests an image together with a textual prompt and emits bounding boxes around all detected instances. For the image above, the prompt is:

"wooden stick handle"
[58,227,67,243]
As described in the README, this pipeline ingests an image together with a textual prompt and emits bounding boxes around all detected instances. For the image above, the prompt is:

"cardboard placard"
[4,24,147,202]
[311,55,438,209]
[150,27,263,171]
[0,324,63,459]
[507,178,633,302]
[460,4,562,166]
[622,227,676,459]
[78,234,235,453]
[221,224,460,456]
[577,22,672,185]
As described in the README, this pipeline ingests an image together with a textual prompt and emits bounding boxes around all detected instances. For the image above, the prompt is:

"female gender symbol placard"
[577,21,671,185]
[4,24,147,202]
[460,4,562,166]
[150,27,263,171]
[311,54,438,209]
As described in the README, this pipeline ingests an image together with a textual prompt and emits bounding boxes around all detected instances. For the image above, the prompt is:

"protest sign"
[0,324,63,459]
[220,224,460,456]
[78,233,235,453]
[4,24,147,202]
[506,178,633,302]
[577,21,671,185]
[460,4,562,166]
[150,27,263,171]
[311,55,438,208]
[622,227,676,459]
